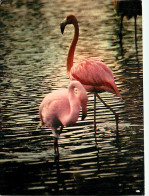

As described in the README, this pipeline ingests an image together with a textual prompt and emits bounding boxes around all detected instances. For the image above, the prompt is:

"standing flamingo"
[113,0,142,39]
[60,14,121,131]
[113,0,142,58]
[39,81,88,154]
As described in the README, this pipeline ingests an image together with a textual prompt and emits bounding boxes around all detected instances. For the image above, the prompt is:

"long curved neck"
[67,21,79,74]
[62,82,87,126]
[62,86,80,126]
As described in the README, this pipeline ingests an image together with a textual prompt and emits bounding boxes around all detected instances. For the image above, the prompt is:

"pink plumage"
[39,81,88,138]
[69,58,121,96]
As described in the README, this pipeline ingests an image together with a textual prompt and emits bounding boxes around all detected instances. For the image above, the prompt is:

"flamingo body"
[39,81,88,138]
[113,0,142,44]
[69,58,121,96]
[113,0,142,20]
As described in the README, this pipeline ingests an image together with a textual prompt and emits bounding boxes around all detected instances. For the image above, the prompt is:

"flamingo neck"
[62,81,88,126]
[63,86,80,126]
[67,21,79,74]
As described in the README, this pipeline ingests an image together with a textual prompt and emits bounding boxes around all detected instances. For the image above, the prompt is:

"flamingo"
[39,80,88,154]
[113,0,142,40]
[60,14,121,131]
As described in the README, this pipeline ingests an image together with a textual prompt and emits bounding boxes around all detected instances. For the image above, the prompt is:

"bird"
[113,0,142,40]
[60,14,121,131]
[39,80,88,154]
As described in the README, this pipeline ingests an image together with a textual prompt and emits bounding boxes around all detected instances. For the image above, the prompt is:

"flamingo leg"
[134,15,137,42]
[54,125,63,155]
[94,93,97,132]
[134,15,139,63]
[119,14,124,41]
[54,137,59,155]
[96,93,119,132]
[59,125,64,135]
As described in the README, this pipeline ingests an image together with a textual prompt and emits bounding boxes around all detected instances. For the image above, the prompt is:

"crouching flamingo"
[39,81,88,154]
[60,14,122,131]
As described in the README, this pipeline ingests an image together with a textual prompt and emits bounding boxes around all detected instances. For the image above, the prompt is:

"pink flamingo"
[39,81,88,154]
[60,14,122,131]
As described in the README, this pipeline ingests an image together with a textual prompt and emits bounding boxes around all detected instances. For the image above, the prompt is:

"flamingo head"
[60,14,78,34]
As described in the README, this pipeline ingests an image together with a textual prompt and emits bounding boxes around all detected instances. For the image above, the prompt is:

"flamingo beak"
[60,22,66,34]
[82,112,87,121]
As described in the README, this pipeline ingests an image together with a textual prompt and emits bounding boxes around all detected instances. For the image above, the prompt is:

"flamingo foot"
[96,93,119,133]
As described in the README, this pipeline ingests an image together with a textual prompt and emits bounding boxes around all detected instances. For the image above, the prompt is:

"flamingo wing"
[39,89,70,127]
[69,58,120,96]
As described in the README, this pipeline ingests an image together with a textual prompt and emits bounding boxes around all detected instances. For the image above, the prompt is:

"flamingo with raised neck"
[60,14,121,131]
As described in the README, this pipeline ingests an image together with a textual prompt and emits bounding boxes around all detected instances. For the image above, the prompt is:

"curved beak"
[81,111,87,121]
[60,22,66,34]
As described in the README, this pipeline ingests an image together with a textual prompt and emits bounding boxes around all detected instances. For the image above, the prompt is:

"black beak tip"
[61,28,64,34]
[60,23,65,34]
[82,114,87,121]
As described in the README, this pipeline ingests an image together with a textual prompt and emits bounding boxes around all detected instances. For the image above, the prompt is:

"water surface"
[0,0,143,195]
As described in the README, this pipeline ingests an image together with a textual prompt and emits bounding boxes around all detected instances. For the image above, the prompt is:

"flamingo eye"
[74,88,77,94]
[67,19,71,24]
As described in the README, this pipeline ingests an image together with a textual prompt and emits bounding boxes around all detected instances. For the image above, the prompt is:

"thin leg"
[134,15,137,44]
[54,137,59,155]
[119,15,123,41]
[59,125,64,135]
[94,93,97,132]
[134,15,139,63]
[96,94,119,132]
[54,125,63,155]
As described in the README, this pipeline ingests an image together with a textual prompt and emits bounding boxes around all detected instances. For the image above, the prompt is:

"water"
[0,0,143,195]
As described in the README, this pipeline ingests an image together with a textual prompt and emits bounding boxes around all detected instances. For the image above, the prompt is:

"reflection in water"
[0,0,143,195]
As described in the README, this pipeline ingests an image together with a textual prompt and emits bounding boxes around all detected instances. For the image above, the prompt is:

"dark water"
[0,0,143,195]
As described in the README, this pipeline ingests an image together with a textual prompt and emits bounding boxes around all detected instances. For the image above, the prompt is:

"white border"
[143,0,149,195]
